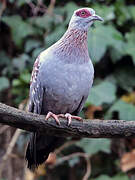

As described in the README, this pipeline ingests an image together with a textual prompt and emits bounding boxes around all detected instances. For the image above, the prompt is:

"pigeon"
[25,7,103,170]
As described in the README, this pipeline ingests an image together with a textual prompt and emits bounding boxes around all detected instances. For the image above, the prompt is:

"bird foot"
[64,113,83,126]
[45,112,61,125]
[45,112,82,126]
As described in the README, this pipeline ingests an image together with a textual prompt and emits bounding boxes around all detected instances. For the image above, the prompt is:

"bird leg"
[45,112,82,126]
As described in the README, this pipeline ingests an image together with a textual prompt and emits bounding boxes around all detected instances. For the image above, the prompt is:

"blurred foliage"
[76,138,111,154]
[0,0,135,180]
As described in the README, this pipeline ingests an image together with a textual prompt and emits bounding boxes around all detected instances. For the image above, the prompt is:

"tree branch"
[0,102,135,138]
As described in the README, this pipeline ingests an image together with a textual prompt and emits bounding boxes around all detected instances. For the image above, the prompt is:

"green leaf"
[0,51,10,66]
[109,46,125,63]
[105,100,135,121]
[20,72,31,83]
[0,77,10,91]
[125,30,135,64]
[115,0,131,26]
[12,79,21,87]
[129,6,135,21]
[92,4,115,21]
[87,81,116,106]
[24,39,41,53]
[45,25,66,48]
[32,47,45,59]
[63,2,79,25]
[76,138,111,155]
[2,15,37,46]
[12,54,30,72]
[112,174,129,180]
[90,174,129,180]
[29,15,54,30]
[88,25,107,63]
[88,25,124,63]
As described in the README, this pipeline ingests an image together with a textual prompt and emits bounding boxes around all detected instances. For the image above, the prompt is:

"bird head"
[69,8,103,31]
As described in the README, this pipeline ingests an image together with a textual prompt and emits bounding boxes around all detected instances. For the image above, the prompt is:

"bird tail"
[25,133,65,170]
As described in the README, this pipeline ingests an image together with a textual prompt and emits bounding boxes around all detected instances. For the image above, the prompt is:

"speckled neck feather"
[53,28,89,63]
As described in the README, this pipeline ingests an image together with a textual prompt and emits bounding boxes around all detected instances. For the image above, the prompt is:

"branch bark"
[0,102,135,138]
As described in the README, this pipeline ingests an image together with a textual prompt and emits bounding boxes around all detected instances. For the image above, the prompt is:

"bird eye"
[81,11,86,15]
[76,9,91,18]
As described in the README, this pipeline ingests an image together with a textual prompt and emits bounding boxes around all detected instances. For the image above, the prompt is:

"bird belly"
[40,61,94,115]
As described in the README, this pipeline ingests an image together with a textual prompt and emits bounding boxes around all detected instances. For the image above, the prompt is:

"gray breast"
[38,58,94,114]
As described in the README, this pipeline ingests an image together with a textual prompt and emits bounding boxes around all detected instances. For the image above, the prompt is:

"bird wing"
[29,55,44,114]
[30,56,41,85]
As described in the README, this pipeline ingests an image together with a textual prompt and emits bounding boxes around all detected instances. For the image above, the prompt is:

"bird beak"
[92,14,104,21]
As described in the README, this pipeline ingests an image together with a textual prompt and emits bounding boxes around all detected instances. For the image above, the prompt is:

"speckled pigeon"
[25,7,103,170]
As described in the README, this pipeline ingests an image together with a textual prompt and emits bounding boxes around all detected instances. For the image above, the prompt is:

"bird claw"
[45,112,60,125]
[45,112,82,126]
[65,113,83,126]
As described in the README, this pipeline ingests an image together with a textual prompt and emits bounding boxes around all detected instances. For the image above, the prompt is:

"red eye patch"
[76,9,92,18]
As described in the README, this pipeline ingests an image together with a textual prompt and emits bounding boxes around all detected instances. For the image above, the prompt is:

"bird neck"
[61,28,88,45]
[53,28,89,63]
